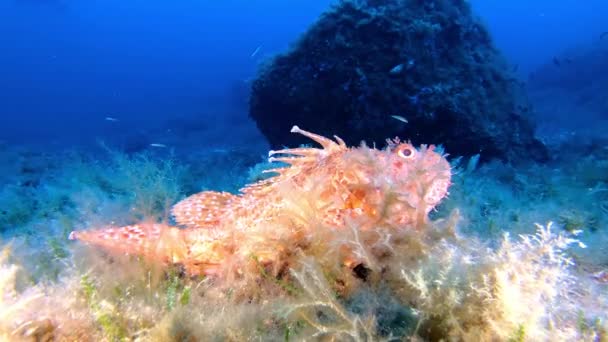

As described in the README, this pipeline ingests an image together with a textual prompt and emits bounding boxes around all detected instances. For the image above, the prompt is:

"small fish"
[552,57,561,67]
[149,143,167,148]
[105,117,119,122]
[250,45,262,58]
[406,59,415,70]
[389,64,404,74]
[391,115,409,123]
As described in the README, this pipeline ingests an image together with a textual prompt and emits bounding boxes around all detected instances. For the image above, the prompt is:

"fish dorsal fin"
[267,126,347,166]
[69,223,187,263]
[259,126,348,187]
[171,191,237,228]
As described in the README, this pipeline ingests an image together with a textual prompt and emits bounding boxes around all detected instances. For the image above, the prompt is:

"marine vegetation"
[0,128,606,341]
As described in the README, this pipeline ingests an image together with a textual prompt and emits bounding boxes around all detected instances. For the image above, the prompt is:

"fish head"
[386,142,452,214]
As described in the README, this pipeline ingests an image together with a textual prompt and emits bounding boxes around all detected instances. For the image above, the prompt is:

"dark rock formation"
[249,0,547,163]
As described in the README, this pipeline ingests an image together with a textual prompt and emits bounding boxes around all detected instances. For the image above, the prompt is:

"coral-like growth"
[399,221,587,340]
[285,258,378,340]
[0,246,22,339]
[0,246,96,341]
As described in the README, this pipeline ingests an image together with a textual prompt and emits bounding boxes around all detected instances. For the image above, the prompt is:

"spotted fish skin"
[69,223,188,263]
[70,126,452,276]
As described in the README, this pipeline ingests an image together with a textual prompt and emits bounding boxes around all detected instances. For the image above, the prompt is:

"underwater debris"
[69,126,451,277]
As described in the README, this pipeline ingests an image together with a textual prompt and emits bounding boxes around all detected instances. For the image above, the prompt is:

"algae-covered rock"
[250,0,547,162]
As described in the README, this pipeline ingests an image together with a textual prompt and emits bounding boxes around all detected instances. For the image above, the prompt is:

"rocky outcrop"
[249,0,547,163]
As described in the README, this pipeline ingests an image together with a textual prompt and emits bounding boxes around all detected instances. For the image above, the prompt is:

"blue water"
[473,0,608,75]
[0,0,330,146]
[1,0,606,147]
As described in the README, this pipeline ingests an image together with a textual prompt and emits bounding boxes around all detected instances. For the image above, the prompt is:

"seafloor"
[0,114,607,340]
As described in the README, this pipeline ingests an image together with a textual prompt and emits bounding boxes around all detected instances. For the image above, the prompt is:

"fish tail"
[69,223,189,264]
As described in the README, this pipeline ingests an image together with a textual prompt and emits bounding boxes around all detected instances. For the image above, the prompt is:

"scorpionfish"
[69,126,451,276]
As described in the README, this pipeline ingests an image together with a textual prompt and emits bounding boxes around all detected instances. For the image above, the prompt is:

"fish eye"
[397,146,415,159]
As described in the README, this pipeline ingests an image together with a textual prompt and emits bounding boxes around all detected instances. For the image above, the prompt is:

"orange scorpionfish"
[69,126,451,276]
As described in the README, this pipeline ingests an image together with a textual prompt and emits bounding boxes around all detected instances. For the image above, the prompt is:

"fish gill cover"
[250,0,548,163]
